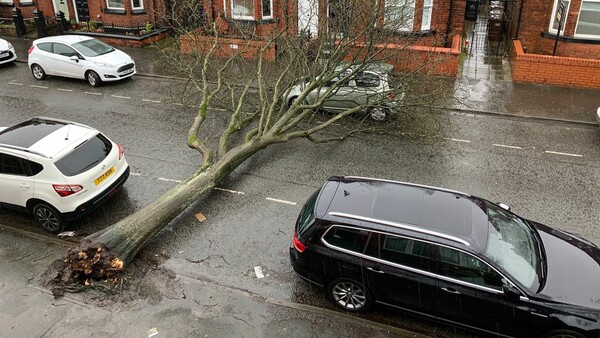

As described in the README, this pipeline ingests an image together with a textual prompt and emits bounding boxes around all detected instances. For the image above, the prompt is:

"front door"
[435,245,532,337]
[52,0,70,18]
[51,43,84,78]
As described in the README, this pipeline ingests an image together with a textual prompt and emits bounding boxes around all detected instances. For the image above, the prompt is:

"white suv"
[0,117,130,233]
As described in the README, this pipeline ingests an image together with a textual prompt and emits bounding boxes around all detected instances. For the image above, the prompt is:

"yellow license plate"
[94,166,115,186]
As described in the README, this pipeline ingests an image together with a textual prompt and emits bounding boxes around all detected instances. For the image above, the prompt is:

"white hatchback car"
[27,35,136,87]
[0,38,17,65]
[0,117,130,233]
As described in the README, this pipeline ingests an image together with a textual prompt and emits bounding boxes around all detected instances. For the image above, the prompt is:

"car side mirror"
[502,284,521,301]
[69,55,79,62]
[498,203,511,211]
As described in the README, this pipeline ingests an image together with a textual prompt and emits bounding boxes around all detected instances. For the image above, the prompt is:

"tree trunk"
[86,138,268,264]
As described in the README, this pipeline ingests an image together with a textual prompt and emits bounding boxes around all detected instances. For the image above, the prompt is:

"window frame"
[421,0,433,30]
[574,0,600,38]
[549,0,570,35]
[131,0,144,11]
[230,0,255,20]
[383,0,416,32]
[106,0,125,10]
[261,0,273,19]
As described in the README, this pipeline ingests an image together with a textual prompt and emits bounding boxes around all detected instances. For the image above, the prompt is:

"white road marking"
[158,177,182,183]
[445,138,471,143]
[111,95,131,99]
[492,144,523,150]
[9,82,24,86]
[85,91,102,96]
[266,197,297,206]
[173,103,184,106]
[214,187,245,195]
[130,172,141,176]
[30,85,48,89]
[56,88,73,92]
[142,99,161,103]
[544,150,583,158]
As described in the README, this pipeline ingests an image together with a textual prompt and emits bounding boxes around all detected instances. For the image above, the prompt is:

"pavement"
[1,32,599,338]
[3,35,600,125]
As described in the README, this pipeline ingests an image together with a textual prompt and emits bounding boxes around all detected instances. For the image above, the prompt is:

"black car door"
[362,233,438,317]
[434,245,532,337]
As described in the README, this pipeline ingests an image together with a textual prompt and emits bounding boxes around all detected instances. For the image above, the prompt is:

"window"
[53,44,78,57]
[322,226,369,253]
[355,72,381,87]
[384,0,415,32]
[37,43,53,53]
[549,0,570,34]
[262,0,272,18]
[438,246,504,290]
[421,0,433,30]
[0,0,13,4]
[0,153,27,176]
[106,0,124,10]
[55,134,112,176]
[231,0,254,19]
[379,235,435,272]
[131,0,144,10]
[576,0,600,37]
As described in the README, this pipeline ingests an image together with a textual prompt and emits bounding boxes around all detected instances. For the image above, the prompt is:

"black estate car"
[289,176,600,338]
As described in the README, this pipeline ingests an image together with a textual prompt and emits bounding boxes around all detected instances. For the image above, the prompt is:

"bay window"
[575,0,600,37]
[384,0,415,32]
[231,0,254,19]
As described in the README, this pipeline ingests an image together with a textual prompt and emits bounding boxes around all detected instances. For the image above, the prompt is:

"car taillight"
[53,184,83,197]
[28,45,34,54]
[117,144,124,160]
[387,92,396,100]
[293,231,305,253]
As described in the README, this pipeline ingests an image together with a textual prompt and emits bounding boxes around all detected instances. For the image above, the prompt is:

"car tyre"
[540,330,586,338]
[32,203,65,234]
[31,64,47,80]
[369,107,389,122]
[86,70,102,87]
[327,278,373,312]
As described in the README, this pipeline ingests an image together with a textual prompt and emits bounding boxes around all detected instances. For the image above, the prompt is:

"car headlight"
[94,62,115,68]
[7,42,13,49]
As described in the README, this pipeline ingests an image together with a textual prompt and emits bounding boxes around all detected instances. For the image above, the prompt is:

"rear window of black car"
[55,133,112,176]
[298,190,319,235]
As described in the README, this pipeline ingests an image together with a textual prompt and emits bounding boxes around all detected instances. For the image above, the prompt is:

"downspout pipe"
[445,0,455,47]
[514,0,525,39]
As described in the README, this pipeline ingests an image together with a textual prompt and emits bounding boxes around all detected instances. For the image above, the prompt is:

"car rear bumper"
[63,165,130,220]
[596,107,600,125]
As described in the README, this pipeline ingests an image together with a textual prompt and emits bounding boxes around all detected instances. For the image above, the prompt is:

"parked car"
[0,117,130,233]
[290,176,600,338]
[0,38,17,65]
[27,35,136,87]
[285,63,404,121]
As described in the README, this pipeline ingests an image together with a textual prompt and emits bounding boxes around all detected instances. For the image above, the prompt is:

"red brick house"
[181,0,467,76]
[505,0,600,88]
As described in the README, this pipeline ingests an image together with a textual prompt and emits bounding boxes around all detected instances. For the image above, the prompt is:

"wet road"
[1,61,599,337]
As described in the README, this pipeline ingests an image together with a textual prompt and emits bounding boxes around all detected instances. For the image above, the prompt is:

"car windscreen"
[72,39,115,57]
[483,202,543,292]
[55,133,112,176]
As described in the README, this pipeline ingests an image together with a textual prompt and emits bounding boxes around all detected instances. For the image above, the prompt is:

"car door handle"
[367,267,385,274]
[19,183,30,189]
[441,287,461,294]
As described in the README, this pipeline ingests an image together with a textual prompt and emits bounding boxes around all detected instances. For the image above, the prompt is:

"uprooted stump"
[45,239,124,298]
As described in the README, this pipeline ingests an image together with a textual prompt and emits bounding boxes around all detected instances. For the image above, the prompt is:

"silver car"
[286,63,404,121]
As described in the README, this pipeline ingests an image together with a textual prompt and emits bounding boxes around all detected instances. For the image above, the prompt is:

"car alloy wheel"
[87,71,101,87]
[328,278,372,312]
[31,64,46,80]
[369,107,388,122]
[33,203,65,234]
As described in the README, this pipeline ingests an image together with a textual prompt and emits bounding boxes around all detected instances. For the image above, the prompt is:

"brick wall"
[180,31,277,61]
[511,39,600,88]
[345,34,462,76]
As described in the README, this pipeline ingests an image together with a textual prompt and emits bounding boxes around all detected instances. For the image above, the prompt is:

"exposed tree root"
[44,239,124,298]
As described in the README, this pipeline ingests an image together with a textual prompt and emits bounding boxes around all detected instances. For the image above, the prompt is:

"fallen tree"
[48,0,457,290]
